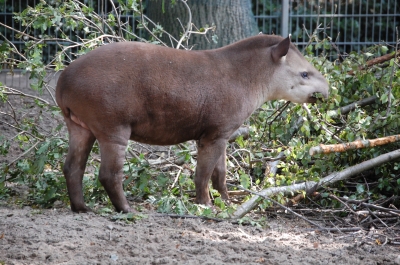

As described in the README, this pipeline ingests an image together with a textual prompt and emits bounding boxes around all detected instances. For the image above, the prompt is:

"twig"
[175,0,192,49]
[0,22,39,42]
[302,104,343,142]
[227,183,325,229]
[152,213,225,222]
[0,120,44,141]
[3,86,50,105]
[303,227,362,232]
[384,26,398,118]
[337,196,400,215]
[6,141,41,167]
[328,194,357,215]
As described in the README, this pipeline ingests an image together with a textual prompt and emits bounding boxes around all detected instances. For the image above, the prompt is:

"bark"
[232,149,400,219]
[309,134,400,156]
[147,0,258,50]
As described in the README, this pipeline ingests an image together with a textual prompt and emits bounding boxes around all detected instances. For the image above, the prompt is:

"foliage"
[0,0,399,219]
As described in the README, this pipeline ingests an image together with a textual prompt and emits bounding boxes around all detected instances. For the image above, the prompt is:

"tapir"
[55,34,329,213]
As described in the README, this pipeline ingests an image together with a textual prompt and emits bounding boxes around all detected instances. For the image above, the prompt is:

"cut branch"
[348,50,400,75]
[232,149,400,218]
[309,134,400,156]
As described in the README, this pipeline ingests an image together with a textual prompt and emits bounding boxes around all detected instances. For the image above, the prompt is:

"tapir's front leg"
[98,140,132,213]
[211,148,229,201]
[195,139,227,205]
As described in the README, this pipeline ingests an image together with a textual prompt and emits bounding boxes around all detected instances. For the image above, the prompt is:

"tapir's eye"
[301,72,308,79]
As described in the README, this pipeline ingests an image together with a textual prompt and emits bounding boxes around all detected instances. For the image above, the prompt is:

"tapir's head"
[269,36,329,103]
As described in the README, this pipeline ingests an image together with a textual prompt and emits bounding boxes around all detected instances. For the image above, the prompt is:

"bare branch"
[309,134,400,156]
[232,149,400,218]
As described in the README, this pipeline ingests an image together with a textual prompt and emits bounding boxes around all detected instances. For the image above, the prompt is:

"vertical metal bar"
[289,1,293,37]
[295,0,299,42]
[394,0,397,44]
[366,0,370,50]
[378,0,383,45]
[281,0,289,37]
[386,0,390,42]
[357,2,362,51]
[344,0,348,52]
[330,0,334,46]
[372,0,376,48]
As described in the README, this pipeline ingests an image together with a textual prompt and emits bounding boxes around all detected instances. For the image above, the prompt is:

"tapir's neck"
[206,36,280,111]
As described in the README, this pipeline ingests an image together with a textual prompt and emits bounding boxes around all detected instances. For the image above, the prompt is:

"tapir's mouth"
[309,92,327,103]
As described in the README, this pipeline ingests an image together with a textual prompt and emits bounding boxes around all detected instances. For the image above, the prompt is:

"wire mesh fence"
[253,0,400,54]
[0,0,143,66]
[1,0,399,65]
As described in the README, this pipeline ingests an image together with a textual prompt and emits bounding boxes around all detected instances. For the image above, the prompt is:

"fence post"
[281,0,289,37]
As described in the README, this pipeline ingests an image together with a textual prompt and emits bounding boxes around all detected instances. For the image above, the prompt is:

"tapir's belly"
[70,96,218,146]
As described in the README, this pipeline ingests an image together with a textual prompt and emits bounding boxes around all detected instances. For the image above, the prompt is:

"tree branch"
[232,149,400,218]
[309,134,400,156]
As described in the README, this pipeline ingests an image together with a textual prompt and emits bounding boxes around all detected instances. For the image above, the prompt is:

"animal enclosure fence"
[253,0,400,54]
[0,0,399,66]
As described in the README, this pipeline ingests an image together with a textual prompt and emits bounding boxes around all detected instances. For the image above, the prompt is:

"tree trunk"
[147,0,258,50]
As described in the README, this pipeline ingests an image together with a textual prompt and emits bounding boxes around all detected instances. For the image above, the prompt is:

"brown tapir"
[56,34,329,213]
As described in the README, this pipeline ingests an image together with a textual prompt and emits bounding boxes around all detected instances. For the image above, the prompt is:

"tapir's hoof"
[221,197,232,206]
[115,204,135,213]
[195,198,213,207]
[71,205,92,213]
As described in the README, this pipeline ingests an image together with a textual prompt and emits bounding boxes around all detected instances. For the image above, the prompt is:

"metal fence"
[0,0,143,64]
[1,0,399,59]
[253,0,400,54]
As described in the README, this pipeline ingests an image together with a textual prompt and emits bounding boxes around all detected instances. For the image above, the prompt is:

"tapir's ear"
[271,35,291,62]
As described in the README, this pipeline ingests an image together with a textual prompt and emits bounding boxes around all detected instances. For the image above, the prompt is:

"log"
[309,134,400,156]
[232,149,400,218]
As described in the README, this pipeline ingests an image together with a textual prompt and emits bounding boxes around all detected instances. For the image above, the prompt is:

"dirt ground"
[1,203,400,265]
[1,72,400,265]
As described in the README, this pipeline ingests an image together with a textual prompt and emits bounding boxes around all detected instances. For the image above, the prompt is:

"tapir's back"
[55,41,248,145]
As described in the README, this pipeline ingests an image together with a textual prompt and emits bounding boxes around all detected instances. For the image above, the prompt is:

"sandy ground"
[2,72,400,265]
[1,203,400,265]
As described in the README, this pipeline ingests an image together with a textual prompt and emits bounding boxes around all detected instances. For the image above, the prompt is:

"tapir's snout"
[308,87,329,103]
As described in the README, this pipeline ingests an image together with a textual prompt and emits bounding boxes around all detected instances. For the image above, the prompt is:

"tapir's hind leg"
[97,139,132,213]
[211,148,229,201]
[63,118,96,213]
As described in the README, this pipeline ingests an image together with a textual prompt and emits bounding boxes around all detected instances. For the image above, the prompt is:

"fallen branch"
[331,95,378,117]
[227,183,325,229]
[309,134,400,156]
[232,149,400,218]
[348,50,400,75]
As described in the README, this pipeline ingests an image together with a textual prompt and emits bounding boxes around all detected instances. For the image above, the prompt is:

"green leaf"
[212,35,218,44]
[175,200,185,215]
[356,184,365,194]
[240,173,250,189]
[37,141,50,154]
